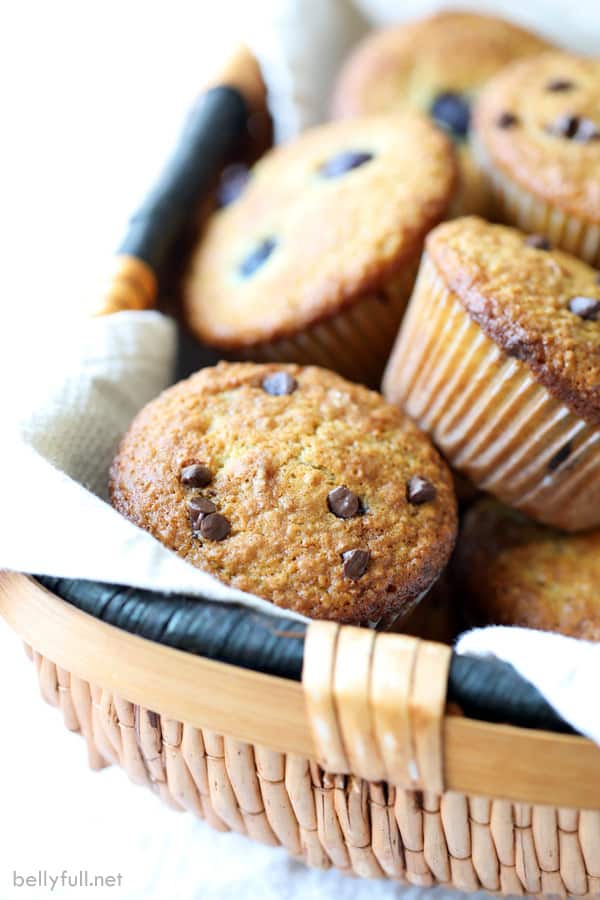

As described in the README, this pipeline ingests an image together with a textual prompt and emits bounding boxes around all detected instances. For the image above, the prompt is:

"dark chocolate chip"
[188,496,217,525]
[545,113,600,142]
[327,486,361,519]
[548,440,573,472]
[545,112,580,138]
[505,338,531,361]
[181,464,212,488]
[319,151,373,178]
[573,117,600,142]
[430,92,471,139]
[342,548,370,580]
[238,237,276,278]
[217,163,249,207]
[546,78,576,92]
[199,512,231,541]
[525,234,551,250]
[496,112,519,129]
[568,296,600,320]
[407,475,437,505]
[261,371,297,396]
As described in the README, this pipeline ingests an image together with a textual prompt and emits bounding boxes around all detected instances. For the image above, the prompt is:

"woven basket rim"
[32,573,571,739]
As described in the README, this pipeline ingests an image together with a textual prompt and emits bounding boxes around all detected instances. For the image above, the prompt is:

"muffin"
[455,498,600,639]
[331,11,550,215]
[183,115,458,386]
[473,52,600,264]
[110,362,457,625]
[383,217,600,532]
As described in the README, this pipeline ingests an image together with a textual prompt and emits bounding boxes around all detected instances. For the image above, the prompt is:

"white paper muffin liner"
[383,256,600,531]
[473,137,600,266]
[233,262,418,387]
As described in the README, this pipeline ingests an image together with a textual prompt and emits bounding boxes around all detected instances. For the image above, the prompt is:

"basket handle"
[302,621,451,791]
[94,45,267,317]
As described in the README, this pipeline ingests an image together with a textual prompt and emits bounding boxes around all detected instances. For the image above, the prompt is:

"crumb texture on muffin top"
[184,115,457,348]
[474,52,600,221]
[426,217,600,423]
[110,363,457,623]
[332,11,550,120]
[455,498,600,639]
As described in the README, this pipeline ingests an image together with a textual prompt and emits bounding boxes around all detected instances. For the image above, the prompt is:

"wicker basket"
[4,46,600,896]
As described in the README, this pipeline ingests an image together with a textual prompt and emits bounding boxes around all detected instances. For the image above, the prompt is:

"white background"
[1,1,598,898]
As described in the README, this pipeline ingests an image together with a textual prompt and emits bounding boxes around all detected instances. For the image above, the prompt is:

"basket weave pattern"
[29,643,600,896]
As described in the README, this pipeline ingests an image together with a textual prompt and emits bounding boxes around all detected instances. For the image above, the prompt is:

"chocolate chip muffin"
[331,11,550,215]
[455,499,600,639]
[183,115,458,386]
[383,216,600,531]
[473,52,600,264]
[110,362,457,625]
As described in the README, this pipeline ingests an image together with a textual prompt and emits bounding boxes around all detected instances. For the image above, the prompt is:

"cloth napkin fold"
[456,627,600,744]
[0,311,306,622]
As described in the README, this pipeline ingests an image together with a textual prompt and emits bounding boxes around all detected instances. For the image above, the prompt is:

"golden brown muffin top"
[184,115,457,348]
[455,499,600,640]
[332,11,549,129]
[110,363,457,623]
[426,217,600,424]
[473,52,600,221]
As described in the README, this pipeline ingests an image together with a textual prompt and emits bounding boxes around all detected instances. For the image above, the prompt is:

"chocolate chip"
[261,371,297,396]
[217,163,249,207]
[568,296,600,320]
[407,475,437,505]
[238,237,276,278]
[525,234,551,250]
[505,338,531,361]
[546,113,579,138]
[548,440,573,472]
[545,114,600,142]
[199,513,231,541]
[497,112,518,129]
[188,496,217,525]
[342,548,370,580]
[430,92,471,139]
[546,78,576,92]
[181,464,212,487]
[573,118,600,142]
[327,486,361,519]
[319,151,373,178]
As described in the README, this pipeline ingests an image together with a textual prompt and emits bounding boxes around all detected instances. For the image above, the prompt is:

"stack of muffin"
[111,12,600,639]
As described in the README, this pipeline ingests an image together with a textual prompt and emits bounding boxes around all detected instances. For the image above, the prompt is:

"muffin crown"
[455,499,600,639]
[473,52,600,222]
[332,11,550,121]
[426,217,600,424]
[110,363,457,623]
[184,115,457,347]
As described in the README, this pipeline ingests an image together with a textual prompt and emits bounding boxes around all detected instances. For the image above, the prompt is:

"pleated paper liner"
[472,138,600,266]
[451,146,492,219]
[231,262,418,387]
[383,257,600,531]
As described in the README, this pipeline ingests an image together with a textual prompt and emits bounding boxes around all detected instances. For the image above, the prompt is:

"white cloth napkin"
[456,627,600,742]
[0,310,306,622]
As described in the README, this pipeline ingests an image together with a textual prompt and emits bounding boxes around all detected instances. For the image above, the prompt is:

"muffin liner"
[473,137,600,266]
[232,262,418,387]
[383,256,600,531]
